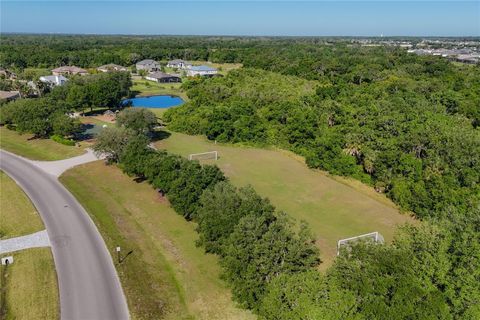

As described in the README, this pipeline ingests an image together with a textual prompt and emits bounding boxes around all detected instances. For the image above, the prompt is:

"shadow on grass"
[151,130,171,143]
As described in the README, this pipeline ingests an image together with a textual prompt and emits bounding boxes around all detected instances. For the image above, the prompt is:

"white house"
[167,59,192,70]
[39,75,68,86]
[136,59,160,72]
[187,65,218,77]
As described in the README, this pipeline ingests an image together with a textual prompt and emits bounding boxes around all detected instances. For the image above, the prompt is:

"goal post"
[188,151,218,161]
[337,231,384,255]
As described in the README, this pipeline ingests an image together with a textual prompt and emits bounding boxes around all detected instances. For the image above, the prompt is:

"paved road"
[0,150,129,320]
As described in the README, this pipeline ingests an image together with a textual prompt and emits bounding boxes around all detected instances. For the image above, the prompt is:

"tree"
[196,182,274,255]
[52,113,81,137]
[259,271,361,320]
[222,213,320,310]
[116,108,157,135]
[93,127,133,163]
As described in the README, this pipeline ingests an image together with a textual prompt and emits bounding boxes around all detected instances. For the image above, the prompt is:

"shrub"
[50,134,76,146]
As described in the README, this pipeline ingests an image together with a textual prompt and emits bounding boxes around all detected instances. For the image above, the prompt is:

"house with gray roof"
[136,59,160,72]
[187,65,218,77]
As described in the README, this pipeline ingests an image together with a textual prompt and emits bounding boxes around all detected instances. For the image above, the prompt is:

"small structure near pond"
[145,72,182,83]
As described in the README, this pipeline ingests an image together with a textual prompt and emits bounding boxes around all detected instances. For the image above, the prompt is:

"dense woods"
[1,35,479,319]
[165,67,479,221]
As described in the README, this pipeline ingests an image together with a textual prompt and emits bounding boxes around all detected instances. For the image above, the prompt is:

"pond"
[122,95,184,108]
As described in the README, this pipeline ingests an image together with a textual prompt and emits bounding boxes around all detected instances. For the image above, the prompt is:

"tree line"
[94,111,479,318]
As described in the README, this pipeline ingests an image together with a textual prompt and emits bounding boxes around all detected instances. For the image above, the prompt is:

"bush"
[50,134,76,146]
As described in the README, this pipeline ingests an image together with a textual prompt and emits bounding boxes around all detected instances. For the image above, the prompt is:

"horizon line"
[2,32,479,38]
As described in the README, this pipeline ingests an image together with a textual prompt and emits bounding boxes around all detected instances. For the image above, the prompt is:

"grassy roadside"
[60,162,255,320]
[0,171,59,320]
[0,172,44,238]
[0,127,87,161]
[154,131,415,268]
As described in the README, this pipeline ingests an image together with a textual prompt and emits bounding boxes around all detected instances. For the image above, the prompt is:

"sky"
[1,1,479,37]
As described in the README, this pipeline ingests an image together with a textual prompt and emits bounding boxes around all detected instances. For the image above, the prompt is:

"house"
[0,68,17,80]
[145,72,182,83]
[40,75,69,86]
[187,65,218,77]
[52,66,88,76]
[136,59,160,72]
[456,54,479,64]
[0,90,20,102]
[97,64,128,73]
[167,59,192,69]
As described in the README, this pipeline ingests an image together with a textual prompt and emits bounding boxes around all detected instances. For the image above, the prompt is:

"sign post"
[116,246,121,264]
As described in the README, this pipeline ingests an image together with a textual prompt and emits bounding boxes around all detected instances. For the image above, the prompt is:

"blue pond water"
[122,95,184,108]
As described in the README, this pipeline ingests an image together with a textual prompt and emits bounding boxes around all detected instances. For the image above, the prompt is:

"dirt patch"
[92,114,116,123]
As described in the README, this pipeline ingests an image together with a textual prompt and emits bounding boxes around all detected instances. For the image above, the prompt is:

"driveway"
[0,149,129,320]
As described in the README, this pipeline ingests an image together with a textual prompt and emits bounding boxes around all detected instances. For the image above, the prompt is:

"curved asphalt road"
[0,150,129,320]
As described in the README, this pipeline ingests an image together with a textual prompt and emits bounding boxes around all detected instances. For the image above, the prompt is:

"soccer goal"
[337,231,384,255]
[188,151,218,161]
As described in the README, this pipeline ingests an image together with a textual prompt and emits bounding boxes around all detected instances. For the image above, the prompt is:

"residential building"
[145,72,182,83]
[97,64,128,72]
[0,90,20,102]
[40,75,69,86]
[167,59,192,69]
[0,68,17,80]
[52,66,88,76]
[187,65,218,77]
[136,59,160,72]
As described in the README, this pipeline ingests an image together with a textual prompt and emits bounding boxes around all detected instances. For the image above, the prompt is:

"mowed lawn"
[0,171,59,320]
[155,132,415,268]
[131,79,187,100]
[60,162,255,320]
[0,127,87,161]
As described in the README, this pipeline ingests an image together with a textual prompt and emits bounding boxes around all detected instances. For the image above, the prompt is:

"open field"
[0,171,44,238]
[60,162,255,320]
[131,79,187,100]
[0,171,59,320]
[155,131,415,268]
[0,127,87,161]
[0,248,59,320]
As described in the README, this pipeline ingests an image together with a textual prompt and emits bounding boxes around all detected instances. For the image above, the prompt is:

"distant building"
[187,65,218,77]
[145,72,182,83]
[0,90,20,102]
[40,75,69,86]
[97,64,128,73]
[52,66,88,76]
[456,54,479,64]
[167,59,192,69]
[0,68,17,80]
[136,59,160,72]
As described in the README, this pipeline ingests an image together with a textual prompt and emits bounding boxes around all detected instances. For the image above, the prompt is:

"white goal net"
[337,231,384,255]
[188,151,218,161]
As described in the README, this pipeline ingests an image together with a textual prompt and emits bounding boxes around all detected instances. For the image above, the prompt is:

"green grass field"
[155,132,415,268]
[131,79,187,100]
[0,171,59,320]
[0,171,44,238]
[60,162,255,320]
[0,127,87,161]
